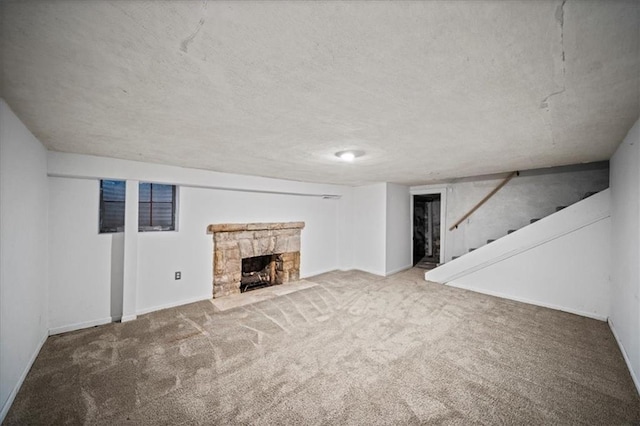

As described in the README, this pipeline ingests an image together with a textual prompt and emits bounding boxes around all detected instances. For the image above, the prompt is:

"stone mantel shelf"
[207,222,305,234]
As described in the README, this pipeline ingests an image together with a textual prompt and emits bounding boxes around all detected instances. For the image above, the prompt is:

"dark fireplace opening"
[241,254,277,293]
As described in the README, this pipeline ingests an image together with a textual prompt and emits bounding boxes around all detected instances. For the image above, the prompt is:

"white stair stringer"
[425,189,611,320]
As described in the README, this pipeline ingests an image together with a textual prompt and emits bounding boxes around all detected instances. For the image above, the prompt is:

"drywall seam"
[439,214,609,283]
[48,317,114,336]
[445,282,608,321]
[608,318,640,395]
[0,330,47,423]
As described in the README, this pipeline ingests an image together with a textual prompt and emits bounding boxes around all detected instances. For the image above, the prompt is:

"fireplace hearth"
[207,222,304,298]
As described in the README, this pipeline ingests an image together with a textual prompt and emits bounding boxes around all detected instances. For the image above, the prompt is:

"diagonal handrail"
[449,171,518,231]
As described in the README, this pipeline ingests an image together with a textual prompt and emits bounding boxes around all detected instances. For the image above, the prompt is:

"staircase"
[424,188,611,320]
[449,191,600,261]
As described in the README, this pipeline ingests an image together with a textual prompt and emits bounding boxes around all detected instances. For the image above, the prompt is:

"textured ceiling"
[1,1,638,186]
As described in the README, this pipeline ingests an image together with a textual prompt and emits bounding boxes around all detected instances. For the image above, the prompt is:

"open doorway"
[413,194,441,269]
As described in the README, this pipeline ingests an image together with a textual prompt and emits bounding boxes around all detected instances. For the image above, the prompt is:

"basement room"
[1,0,639,424]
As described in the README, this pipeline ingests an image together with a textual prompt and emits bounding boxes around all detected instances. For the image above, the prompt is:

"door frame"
[410,186,448,265]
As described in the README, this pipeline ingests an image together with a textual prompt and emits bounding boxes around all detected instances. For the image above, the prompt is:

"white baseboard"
[385,264,412,276]
[305,267,409,278]
[352,267,386,277]
[446,282,608,321]
[301,267,338,279]
[608,318,640,395]
[0,330,48,423]
[120,314,137,323]
[48,316,114,335]
[135,295,211,316]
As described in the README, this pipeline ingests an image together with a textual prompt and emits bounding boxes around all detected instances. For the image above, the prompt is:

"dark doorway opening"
[413,194,441,269]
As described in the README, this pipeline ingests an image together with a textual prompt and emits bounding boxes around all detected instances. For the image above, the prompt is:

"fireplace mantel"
[208,222,304,298]
[207,222,305,234]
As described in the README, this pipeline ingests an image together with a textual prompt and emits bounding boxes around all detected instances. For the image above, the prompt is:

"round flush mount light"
[335,150,365,162]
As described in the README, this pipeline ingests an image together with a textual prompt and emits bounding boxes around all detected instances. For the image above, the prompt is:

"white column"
[121,179,138,322]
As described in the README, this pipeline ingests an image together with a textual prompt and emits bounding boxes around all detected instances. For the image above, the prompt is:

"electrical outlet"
[175,271,181,280]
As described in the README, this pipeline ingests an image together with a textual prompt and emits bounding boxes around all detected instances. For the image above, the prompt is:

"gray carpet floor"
[5,268,640,425]
[414,257,438,270]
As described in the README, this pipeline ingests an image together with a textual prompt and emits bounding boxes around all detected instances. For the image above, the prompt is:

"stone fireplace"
[207,222,304,298]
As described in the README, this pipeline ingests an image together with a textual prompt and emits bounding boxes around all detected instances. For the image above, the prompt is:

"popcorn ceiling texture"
[0,1,638,185]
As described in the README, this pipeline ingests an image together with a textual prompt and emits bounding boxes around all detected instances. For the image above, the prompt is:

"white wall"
[351,182,411,277]
[48,178,118,333]
[426,189,611,320]
[47,153,350,328]
[121,179,139,321]
[609,118,640,393]
[136,186,340,314]
[385,183,411,275]
[0,100,49,420]
[414,165,610,262]
[352,183,387,276]
[337,188,355,271]
[448,217,611,320]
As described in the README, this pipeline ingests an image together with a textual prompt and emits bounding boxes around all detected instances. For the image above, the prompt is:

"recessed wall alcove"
[207,222,304,298]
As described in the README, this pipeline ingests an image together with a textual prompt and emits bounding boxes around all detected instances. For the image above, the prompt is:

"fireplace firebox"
[207,222,304,298]
[240,254,279,292]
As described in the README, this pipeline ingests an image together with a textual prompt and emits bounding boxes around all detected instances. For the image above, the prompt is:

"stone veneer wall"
[207,222,304,298]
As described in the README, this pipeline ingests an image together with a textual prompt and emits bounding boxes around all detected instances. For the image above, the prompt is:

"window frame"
[137,182,177,232]
[99,179,126,234]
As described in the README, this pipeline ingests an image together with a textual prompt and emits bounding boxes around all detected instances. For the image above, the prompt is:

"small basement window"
[138,182,176,232]
[99,180,126,233]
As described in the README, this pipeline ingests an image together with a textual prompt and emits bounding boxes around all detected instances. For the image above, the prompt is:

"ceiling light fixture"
[335,150,365,162]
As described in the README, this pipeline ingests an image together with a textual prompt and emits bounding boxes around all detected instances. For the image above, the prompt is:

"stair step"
[582,191,597,199]
[487,239,495,244]
[556,206,567,211]
[508,229,516,234]
[468,248,476,252]
[530,218,540,224]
